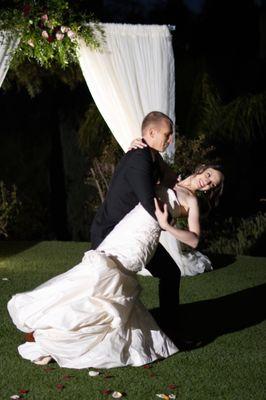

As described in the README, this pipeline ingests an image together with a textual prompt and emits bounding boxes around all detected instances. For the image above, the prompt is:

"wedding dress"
[7,189,180,369]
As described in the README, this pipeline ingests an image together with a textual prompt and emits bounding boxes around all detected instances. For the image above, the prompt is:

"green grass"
[0,241,265,400]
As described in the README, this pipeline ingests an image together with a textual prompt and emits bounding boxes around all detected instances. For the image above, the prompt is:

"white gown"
[7,195,179,369]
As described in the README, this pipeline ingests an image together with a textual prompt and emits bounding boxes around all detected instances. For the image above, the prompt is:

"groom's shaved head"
[141,111,173,135]
[141,111,173,152]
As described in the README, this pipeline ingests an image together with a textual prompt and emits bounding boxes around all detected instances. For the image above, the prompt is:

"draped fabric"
[77,23,175,158]
[0,31,20,88]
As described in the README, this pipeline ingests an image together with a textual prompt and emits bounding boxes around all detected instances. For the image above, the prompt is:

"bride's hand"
[127,137,147,151]
[154,198,169,230]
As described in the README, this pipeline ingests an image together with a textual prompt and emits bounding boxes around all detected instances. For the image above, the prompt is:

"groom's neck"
[142,137,158,161]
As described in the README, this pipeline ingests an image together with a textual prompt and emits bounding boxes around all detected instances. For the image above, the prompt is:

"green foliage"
[0,0,103,70]
[2,61,84,97]
[79,103,123,207]
[204,212,266,255]
[0,181,21,238]
[194,73,266,144]
[172,132,218,177]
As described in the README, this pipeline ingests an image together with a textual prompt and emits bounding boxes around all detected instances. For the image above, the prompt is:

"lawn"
[0,241,265,400]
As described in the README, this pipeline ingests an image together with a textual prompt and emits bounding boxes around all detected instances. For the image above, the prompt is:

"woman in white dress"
[7,165,224,369]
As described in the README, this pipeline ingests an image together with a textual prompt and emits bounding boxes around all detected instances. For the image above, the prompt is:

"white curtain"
[0,31,20,88]
[77,23,175,157]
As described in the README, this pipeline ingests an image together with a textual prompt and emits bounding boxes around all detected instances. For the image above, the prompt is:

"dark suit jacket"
[90,146,161,249]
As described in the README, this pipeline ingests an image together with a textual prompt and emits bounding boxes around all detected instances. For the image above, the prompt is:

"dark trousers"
[145,243,181,322]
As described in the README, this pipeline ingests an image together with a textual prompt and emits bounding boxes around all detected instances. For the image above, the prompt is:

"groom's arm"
[125,149,156,219]
[156,153,179,188]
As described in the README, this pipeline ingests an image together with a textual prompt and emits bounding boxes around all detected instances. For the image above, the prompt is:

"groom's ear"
[148,127,156,138]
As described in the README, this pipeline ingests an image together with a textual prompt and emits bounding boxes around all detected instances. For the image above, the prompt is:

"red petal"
[56,384,64,391]
[63,375,74,381]
[101,389,112,395]
[143,364,152,369]
[167,384,177,389]
[19,389,29,394]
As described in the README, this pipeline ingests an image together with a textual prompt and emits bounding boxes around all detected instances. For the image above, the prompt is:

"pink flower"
[55,32,64,41]
[67,30,76,41]
[60,26,70,33]
[41,14,48,22]
[41,30,49,39]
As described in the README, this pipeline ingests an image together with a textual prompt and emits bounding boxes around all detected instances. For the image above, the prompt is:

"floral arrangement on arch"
[0,0,103,69]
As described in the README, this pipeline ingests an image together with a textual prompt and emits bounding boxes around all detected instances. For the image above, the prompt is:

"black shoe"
[161,327,202,351]
[174,337,202,351]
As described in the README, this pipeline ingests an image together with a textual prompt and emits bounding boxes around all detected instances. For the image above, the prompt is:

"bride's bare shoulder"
[174,185,198,209]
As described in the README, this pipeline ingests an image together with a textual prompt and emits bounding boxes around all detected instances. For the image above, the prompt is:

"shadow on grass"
[151,283,266,349]
[0,241,40,258]
[206,253,237,270]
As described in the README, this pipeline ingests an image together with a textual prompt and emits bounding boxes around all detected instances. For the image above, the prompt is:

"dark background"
[0,0,265,248]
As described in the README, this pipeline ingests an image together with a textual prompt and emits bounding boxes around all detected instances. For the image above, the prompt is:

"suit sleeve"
[125,149,156,219]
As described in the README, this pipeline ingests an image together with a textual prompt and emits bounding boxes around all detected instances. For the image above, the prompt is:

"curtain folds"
[77,23,175,157]
[0,31,20,88]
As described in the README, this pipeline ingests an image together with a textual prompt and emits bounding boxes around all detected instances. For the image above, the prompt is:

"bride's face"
[192,168,223,192]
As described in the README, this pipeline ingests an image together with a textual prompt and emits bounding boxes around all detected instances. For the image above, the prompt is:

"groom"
[90,111,180,330]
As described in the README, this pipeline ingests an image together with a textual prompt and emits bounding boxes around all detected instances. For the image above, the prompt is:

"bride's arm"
[154,198,200,249]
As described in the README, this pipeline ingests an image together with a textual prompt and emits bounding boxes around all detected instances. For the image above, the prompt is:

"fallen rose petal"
[101,389,112,395]
[104,374,113,379]
[112,391,123,398]
[88,370,100,376]
[62,374,74,381]
[56,384,64,391]
[156,395,169,400]
[10,396,20,400]
[143,364,152,369]
[167,384,177,390]
[19,389,29,394]
[169,395,176,399]
[2,277,9,280]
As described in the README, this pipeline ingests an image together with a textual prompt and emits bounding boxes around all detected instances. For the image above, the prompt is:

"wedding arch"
[0,23,175,158]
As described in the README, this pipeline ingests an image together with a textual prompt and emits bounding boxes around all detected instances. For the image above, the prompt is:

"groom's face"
[149,119,173,152]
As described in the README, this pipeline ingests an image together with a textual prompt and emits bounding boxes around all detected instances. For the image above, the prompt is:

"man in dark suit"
[90,111,181,329]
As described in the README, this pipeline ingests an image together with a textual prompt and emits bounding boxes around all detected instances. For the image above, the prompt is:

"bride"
[7,165,224,369]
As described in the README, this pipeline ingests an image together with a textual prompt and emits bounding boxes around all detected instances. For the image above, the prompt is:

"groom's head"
[141,111,173,152]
